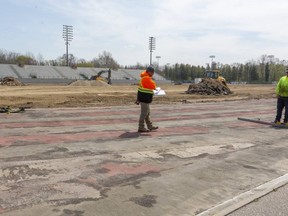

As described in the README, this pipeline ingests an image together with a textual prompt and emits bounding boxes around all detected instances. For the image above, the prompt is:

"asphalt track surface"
[1,98,288,216]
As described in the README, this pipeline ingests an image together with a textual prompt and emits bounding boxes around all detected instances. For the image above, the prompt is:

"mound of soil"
[186,78,232,95]
[69,80,111,87]
[0,77,25,86]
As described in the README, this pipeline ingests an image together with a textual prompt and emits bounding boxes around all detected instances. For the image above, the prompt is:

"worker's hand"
[154,87,161,92]
[135,100,140,105]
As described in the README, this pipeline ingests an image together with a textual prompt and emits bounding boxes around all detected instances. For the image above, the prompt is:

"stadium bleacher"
[0,64,170,84]
[0,64,18,78]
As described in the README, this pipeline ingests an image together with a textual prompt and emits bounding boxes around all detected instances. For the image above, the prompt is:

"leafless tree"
[92,51,119,69]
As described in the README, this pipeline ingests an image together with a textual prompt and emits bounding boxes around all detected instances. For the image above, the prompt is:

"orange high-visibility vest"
[138,71,156,94]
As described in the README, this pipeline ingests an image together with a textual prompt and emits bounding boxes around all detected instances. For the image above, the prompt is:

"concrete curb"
[197,173,288,216]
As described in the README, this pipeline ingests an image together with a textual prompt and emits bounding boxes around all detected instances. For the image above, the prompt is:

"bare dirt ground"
[0,82,276,108]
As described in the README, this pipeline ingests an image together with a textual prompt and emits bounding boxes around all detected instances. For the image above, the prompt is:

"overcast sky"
[1,0,288,66]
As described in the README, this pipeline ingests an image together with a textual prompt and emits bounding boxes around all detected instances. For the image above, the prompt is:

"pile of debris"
[0,77,25,86]
[186,78,232,95]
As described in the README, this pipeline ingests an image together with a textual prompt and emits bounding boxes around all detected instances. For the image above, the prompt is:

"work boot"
[148,126,159,131]
[138,128,150,133]
[274,120,281,124]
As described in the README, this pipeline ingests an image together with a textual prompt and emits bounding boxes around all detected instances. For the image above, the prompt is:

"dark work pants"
[275,97,288,122]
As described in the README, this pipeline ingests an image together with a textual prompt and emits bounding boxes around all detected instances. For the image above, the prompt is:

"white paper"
[153,87,166,96]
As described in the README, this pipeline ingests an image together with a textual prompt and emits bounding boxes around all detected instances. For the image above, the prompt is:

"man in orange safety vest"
[137,66,159,132]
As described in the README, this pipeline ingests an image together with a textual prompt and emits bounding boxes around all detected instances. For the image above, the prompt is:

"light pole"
[149,37,156,65]
[209,55,215,68]
[63,25,73,66]
[267,55,274,82]
[156,56,161,67]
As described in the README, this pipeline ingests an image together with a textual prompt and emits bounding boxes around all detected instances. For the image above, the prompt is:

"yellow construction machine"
[205,62,227,86]
[205,70,227,86]
[90,69,112,84]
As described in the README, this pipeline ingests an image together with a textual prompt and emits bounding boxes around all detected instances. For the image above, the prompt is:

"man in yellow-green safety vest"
[274,69,288,125]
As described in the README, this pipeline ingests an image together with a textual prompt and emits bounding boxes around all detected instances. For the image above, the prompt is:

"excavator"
[90,69,112,84]
[205,62,227,86]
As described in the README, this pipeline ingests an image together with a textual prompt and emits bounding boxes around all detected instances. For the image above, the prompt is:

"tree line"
[0,49,121,69]
[0,49,287,83]
[162,55,287,83]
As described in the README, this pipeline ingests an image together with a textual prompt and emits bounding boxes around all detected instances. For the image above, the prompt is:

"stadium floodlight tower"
[149,37,156,65]
[267,55,274,82]
[63,25,73,66]
[209,55,215,63]
[156,56,161,67]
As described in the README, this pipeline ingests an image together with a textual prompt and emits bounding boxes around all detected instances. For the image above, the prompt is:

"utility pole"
[149,37,156,65]
[63,25,73,66]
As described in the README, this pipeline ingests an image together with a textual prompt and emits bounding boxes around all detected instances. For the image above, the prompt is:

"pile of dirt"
[69,80,111,87]
[0,77,25,86]
[186,78,232,95]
